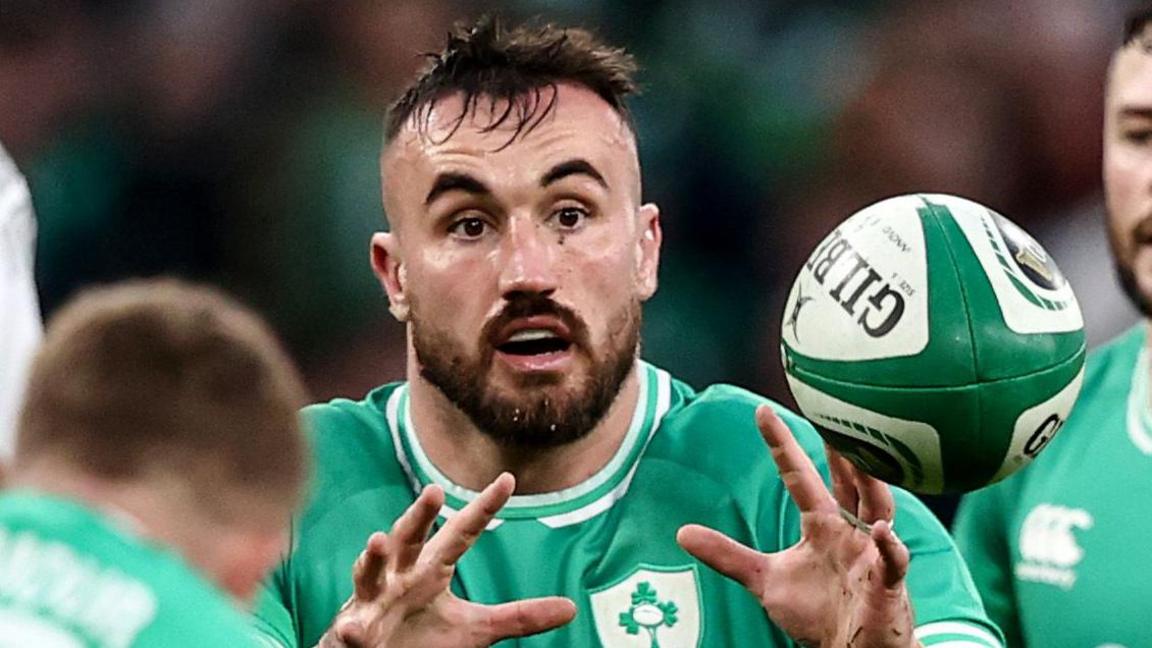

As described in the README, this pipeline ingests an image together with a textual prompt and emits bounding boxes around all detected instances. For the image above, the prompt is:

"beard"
[411,293,640,449]
[1110,213,1152,318]
[1115,260,1152,318]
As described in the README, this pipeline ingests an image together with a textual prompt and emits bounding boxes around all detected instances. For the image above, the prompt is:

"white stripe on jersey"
[538,366,672,528]
[915,620,1003,647]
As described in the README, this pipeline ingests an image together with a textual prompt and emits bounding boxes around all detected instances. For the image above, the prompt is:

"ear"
[214,528,288,604]
[371,232,409,321]
[636,203,662,301]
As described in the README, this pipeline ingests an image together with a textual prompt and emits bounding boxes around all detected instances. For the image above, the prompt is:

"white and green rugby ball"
[781,194,1085,494]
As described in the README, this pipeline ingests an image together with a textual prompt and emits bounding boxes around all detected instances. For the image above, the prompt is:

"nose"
[498,215,559,298]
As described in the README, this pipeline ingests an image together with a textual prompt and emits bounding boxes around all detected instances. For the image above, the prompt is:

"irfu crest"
[589,564,701,647]
[618,581,678,647]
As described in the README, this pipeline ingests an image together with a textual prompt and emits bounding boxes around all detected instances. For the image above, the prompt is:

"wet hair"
[385,15,639,148]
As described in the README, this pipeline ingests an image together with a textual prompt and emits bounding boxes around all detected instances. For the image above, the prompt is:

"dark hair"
[16,279,309,524]
[385,15,639,147]
[1123,6,1152,46]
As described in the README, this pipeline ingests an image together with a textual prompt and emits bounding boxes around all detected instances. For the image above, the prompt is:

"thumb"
[676,524,769,596]
[479,596,577,642]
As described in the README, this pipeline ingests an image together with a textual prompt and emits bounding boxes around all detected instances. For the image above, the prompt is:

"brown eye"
[554,207,587,230]
[450,217,488,239]
[1125,129,1152,146]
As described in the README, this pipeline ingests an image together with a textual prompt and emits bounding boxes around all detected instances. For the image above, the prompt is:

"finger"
[871,519,909,589]
[757,405,837,513]
[676,524,769,597]
[853,465,895,525]
[426,472,515,569]
[477,596,577,642]
[389,484,446,570]
[352,531,389,600]
[331,616,367,647]
[825,443,859,515]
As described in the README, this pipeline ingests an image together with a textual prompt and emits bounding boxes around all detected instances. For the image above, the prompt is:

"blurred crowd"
[3,0,1142,408]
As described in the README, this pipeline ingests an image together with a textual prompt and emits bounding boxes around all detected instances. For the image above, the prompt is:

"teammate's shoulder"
[1082,324,1144,390]
[139,577,262,647]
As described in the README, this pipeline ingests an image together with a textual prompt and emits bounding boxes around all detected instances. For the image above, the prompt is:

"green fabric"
[954,325,1149,647]
[0,491,260,647]
[255,361,1001,647]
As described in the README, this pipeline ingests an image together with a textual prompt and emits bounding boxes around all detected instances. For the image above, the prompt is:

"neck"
[406,361,642,494]
[11,463,225,583]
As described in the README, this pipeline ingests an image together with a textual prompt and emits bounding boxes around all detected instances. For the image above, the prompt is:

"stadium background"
[4,0,1144,521]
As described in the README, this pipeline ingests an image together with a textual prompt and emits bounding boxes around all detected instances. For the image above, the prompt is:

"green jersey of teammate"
[0,491,261,647]
[255,362,1001,647]
[954,326,1150,648]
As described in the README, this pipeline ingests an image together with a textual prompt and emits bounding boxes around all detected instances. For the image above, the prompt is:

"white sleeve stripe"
[254,635,287,648]
[925,642,995,648]
[915,621,1002,647]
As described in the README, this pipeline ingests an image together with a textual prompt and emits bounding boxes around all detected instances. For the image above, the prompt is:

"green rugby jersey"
[255,362,1001,647]
[0,491,260,647]
[955,325,1150,648]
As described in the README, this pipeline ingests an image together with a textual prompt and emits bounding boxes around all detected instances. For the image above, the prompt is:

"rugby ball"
[781,194,1085,494]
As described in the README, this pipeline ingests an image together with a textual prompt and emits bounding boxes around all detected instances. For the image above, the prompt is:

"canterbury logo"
[1015,503,1092,590]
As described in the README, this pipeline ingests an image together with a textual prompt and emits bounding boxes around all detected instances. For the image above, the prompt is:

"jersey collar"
[386,361,672,525]
[1126,341,1152,455]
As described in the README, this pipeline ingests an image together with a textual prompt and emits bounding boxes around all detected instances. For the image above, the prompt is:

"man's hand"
[677,406,922,648]
[319,473,576,648]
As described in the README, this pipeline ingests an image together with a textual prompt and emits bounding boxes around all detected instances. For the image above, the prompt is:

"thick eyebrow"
[540,158,608,190]
[424,172,492,205]
[1118,106,1152,119]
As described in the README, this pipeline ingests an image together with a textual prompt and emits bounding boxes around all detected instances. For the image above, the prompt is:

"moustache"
[481,294,589,349]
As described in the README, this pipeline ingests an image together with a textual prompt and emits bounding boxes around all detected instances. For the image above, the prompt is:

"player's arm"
[952,484,1024,647]
[317,473,575,648]
[889,487,1006,648]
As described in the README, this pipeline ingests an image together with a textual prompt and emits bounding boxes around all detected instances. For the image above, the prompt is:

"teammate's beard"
[1114,262,1152,318]
[411,293,640,449]
[1111,214,1152,318]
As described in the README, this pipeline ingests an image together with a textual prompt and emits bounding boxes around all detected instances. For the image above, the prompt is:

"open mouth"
[497,329,572,356]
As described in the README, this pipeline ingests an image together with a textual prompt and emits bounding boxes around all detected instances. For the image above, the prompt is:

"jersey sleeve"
[251,583,297,647]
[250,531,300,648]
[952,482,1023,647]
[892,489,1005,647]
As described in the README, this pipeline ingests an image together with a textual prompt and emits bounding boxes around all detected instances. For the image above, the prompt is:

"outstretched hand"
[677,406,921,648]
[320,473,576,648]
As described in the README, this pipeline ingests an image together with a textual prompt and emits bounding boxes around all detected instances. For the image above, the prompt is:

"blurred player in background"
[253,17,1002,648]
[953,8,1152,647]
[0,279,309,646]
[0,0,106,471]
[0,143,42,469]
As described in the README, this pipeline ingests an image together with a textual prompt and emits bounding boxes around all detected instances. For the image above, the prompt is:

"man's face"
[1105,39,1152,316]
[375,84,661,448]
